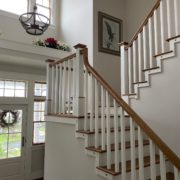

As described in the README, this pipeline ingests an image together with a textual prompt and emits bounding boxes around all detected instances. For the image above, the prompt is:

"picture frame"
[98,11,123,56]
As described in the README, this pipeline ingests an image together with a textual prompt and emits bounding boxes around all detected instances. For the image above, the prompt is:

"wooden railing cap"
[74,43,87,49]
[45,59,56,63]
[118,42,129,47]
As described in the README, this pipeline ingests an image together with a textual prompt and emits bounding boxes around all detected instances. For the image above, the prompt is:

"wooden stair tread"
[154,51,173,57]
[97,155,160,176]
[132,81,148,84]
[143,66,160,72]
[86,140,149,153]
[148,172,174,180]
[76,127,133,135]
[167,35,180,42]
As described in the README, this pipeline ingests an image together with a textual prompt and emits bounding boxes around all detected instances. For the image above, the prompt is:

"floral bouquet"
[33,37,69,51]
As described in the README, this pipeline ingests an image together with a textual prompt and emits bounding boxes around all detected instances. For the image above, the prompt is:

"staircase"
[44,0,180,179]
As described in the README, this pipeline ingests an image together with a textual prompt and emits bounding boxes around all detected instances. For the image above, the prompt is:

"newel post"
[119,42,129,97]
[73,43,87,116]
[45,59,55,115]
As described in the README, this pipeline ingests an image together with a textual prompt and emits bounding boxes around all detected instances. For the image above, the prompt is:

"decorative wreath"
[0,110,19,128]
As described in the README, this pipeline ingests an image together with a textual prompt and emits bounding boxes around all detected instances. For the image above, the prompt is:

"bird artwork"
[104,21,115,49]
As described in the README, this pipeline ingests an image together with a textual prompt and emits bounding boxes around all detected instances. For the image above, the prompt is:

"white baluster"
[148,17,154,68]
[130,118,136,180]
[51,65,55,113]
[174,166,180,180]
[54,65,59,114]
[120,107,126,179]
[138,34,143,82]
[90,74,94,132]
[46,63,52,114]
[67,60,71,114]
[174,0,179,36]
[150,140,156,180]
[133,41,138,83]
[72,57,76,106]
[160,0,165,53]
[58,64,62,114]
[95,79,99,148]
[159,150,167,180]
[106,91,111,169]
[101,86,106,150]
[138,127,144,180]
[62,62,67,114]
[113,100,119,172]
[154,9,159,55]
[84,70,88,130]
[128,47,133,93]
[143,26,148,70]
[166,0,172,38]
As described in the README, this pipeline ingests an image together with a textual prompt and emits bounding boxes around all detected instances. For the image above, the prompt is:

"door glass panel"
[0,134,8,159]
[0,109,23,159]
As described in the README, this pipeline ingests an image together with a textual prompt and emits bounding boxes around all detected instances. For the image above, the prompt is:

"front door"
[0,105,26,180]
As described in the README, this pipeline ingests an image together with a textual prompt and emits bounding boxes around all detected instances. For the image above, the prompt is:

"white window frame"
[0,0,55,26]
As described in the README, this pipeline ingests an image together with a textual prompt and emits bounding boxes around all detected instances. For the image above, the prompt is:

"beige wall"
[124,0,156,41]
[58,0,93,64]
[93,0,125,95]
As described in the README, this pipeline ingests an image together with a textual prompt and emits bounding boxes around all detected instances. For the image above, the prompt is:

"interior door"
[0,105,26,180]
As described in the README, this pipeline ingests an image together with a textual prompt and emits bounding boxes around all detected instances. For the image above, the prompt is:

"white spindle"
[46,63,52,114]
[58,64,62,114]
[174,166,179,180]
[160,0,165,53]
[130,118,136,180]
[73,57,76,103]
[166,0,171,38]
[174,0,179,36]
[62,62,67,113]
[154,9,159,55]
[84,70,88,130]
[51,65,55,113]
[106,91,111,169]
[138,34,143,82]
[133,41,138,83]
[150,140,156,180]
[54,65,59,114]
[159,150,167,180]
[90,74,94,132]
[95,79,99,148]
[120,107,126,179]
[67,60,71,114]
[148,17,154,68]
[128,47,133,93]
[143,26,148,70]
[113,100,119,172]
[138,127,144,180]
[101,86,106,150]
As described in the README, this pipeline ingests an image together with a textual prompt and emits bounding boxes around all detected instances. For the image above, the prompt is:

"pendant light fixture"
[19,5,50,35]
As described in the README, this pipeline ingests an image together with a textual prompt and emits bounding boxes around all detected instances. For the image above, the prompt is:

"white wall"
[124,0,156,41]
[0,10,58,44]
[44,121,106,180]
[93,0,125,95]
[130,43,180,157]
[58,0,93,64]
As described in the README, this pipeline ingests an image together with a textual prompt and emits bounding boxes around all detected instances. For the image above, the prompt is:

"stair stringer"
[125,37,180,100]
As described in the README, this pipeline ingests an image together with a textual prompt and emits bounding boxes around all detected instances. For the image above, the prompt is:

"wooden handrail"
[81,47,180,170]
[128,0,161,47]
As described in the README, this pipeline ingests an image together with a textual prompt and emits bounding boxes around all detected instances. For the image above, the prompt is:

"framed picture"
[98,11,123,56]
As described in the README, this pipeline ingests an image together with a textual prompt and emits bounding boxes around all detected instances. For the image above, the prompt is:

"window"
[33,82,46,144]
[0,0,52,23]
[0,79,26,97]
[0,110,23,159]
[36,0,51,20]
